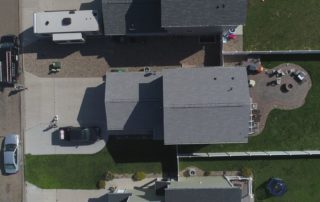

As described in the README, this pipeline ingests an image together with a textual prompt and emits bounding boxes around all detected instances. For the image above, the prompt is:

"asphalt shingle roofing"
[162,67,250,145]
[105,67,250,145]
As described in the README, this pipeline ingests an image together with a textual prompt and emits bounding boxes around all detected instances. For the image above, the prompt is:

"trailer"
[33,10,100,43]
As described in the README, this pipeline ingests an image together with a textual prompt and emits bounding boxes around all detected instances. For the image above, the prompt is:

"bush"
[203,171,211,176]
[97,180,106,189]
[105,171,115,181]
[132,171,146,181]
[241,167,253,177]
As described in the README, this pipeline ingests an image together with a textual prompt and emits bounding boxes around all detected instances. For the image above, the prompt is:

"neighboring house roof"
[102,0,247,35]
[106,193,132,202]
[105,72,163,137]
[102,0,164,35]
[161,0,248,28]
[165,188,241,202]
[165,176,241,202]
[162,67,250,145]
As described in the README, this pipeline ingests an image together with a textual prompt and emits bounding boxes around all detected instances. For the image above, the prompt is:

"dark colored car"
[59,126,101,145]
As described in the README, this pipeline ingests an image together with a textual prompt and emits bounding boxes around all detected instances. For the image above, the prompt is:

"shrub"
[241,167,253,177]
[203,171,211,176]
[105,171,115,181]
[97,180,106,189]
[132,171,146,181]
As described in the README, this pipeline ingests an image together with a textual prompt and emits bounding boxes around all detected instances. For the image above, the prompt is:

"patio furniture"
[296,71,306,82]
[276,78,282,85]
[249,80,256,87]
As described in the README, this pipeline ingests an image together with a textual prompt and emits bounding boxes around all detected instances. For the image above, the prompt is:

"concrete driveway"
[24,72,106,155]
[26,182,108,202]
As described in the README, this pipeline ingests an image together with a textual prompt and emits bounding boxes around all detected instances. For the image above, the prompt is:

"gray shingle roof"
[105,72,163,136]
[165,188,241,202]
[102,0,164,35]
[162,67,250,145]
[106,193,132,202]
[161,0,248,28]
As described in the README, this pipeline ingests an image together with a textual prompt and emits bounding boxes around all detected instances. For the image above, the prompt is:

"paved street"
[0,0,23,202]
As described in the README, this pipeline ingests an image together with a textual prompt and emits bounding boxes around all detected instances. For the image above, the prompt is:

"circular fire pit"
[281,83,294,93]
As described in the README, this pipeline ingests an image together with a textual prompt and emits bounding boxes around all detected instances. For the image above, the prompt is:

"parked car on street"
[3,134,20,174]
[59,126,101,145]
[0,34,19,86]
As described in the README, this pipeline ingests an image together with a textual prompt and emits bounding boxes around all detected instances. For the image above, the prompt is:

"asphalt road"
[0,0,23,202]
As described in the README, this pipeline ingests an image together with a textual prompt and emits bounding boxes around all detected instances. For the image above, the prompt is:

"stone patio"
[249,63,312,134]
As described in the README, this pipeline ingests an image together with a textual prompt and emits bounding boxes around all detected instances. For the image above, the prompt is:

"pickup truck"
[59,126,102,145]
[0,35,19,85]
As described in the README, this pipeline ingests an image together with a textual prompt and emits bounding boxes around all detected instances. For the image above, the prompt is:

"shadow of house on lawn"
[107,138,178,178]
[255,180,273,201]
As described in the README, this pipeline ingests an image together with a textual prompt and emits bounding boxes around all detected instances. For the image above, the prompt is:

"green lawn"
[180,158,320,201]
[179,60,320,153]
[25,140,166,189]
[244,0,320,50]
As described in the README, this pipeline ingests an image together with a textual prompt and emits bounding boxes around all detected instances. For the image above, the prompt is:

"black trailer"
[0,35,19,86]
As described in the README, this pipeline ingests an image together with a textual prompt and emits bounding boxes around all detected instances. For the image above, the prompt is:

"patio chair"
[276,78,282,85]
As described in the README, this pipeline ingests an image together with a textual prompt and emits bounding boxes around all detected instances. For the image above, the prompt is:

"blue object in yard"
[267,178,287,196]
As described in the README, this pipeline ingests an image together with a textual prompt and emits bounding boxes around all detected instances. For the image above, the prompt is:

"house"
[165,176,242,202]
[105,72,163,139]
[103,176,242,202]
[163,68,250,145]
[102,0,248,36]
[105,67,251,145]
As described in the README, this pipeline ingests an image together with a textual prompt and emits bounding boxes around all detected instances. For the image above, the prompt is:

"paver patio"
[249,63,311,134]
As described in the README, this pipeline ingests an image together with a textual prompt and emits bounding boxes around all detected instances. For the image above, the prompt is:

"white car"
[3,134,20,174]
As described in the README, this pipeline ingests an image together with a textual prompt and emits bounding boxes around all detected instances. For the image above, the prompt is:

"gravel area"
[23,37,222,78]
